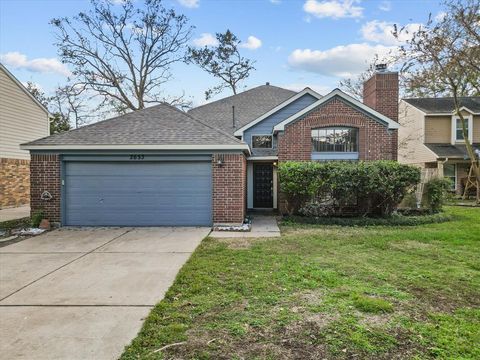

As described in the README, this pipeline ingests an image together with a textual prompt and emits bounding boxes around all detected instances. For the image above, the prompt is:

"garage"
[64,160,212,226]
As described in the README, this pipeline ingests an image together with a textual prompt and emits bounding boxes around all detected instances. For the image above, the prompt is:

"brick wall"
[363,72,399,122]
[212,153,247,224]
[30,154,61,223]
[278,97,398,162]
[0,157,30,208]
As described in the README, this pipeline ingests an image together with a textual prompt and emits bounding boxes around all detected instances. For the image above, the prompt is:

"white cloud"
[303,0,363,19]
[192,33,218,47]
[378,1,391,11]
[0,52,71,77]
[240,36,262,50]
[434,11,447,22]
[177,0,199,8]
[361,20,422,46]
[288,43,395,77]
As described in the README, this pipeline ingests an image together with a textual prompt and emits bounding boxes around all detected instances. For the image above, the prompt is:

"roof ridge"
[188,84,295,112]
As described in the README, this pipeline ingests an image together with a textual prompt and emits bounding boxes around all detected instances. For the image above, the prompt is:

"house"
[398,97,480,194]
[0,63,50,209]
[21,69,399,227]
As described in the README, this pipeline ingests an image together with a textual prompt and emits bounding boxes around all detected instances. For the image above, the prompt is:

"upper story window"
[252,135,273,148]
[452,115,473,143]
[312,127,359,153]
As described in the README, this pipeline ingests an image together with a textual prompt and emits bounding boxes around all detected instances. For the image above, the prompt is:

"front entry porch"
[247,160,278,210]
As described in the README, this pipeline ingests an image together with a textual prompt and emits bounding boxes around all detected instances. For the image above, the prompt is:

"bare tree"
[51,0,193,113]
[396,0,480,202]
[188,30,255,100]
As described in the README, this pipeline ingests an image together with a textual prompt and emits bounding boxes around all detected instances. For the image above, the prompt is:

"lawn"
[122,207,480,359]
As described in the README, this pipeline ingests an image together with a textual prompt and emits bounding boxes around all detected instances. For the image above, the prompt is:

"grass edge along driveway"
[122,207,480,360]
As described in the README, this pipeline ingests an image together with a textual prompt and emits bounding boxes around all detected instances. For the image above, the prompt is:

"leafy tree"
[188,30,255,100]
[49,112,71,134]
[51,0,193,112]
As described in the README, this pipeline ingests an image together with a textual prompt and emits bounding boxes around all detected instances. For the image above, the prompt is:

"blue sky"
[0,0,443,107]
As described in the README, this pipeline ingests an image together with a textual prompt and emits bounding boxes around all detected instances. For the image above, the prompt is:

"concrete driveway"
[0,227,210,359]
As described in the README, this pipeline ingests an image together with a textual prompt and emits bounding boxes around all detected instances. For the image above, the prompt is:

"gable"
[274,89,399,132]
[243,93,317,145]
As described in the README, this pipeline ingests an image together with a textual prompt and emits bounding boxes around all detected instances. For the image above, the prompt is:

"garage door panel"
[65,161,212,226]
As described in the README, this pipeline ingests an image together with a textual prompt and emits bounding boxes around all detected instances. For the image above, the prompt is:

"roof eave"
[20,143,251,154]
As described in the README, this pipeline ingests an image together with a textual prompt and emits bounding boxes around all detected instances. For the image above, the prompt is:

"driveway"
[0,227,210,359]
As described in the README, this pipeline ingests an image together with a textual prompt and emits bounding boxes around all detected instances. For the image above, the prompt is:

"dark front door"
[253,163,273,208]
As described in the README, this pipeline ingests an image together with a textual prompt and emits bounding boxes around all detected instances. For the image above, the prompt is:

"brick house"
[0,63,50,209]
[22,70,399,227]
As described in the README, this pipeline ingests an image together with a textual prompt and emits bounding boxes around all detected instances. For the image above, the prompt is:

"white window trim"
[451,114,473,144]
[251,134,273,149]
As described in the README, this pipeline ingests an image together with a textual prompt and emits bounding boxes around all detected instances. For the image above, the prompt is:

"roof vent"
[266,82,270,85]
[375,64,387,72]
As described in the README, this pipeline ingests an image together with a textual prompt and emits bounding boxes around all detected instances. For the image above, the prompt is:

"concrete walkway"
[0,205,30,222]
[210,215,281,238]
[0,226,210,360]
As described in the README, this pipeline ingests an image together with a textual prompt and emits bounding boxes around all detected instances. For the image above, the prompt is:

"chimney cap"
[375,63,387,72]
[266,82,270,86]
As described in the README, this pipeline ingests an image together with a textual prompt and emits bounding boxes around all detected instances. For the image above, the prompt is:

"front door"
[253,163,273,208]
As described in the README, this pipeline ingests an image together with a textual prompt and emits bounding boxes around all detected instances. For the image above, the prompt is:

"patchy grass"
[0,217,30,232]
[121,207,480,359]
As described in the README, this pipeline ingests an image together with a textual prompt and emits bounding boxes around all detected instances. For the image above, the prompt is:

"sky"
[0,0,444,109]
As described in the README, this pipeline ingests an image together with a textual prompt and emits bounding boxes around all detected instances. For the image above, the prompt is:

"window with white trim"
[444,163,456,191]
[452,115,473,143]
[252,135,273,148]
[311,127,358,153]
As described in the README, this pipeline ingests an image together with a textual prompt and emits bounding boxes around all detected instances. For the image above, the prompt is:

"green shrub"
[31,210,44,228]
[278,161,421,217]
[424,178,452,213]
[281,212,452,227]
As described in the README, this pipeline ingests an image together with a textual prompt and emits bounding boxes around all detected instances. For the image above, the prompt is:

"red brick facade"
[212,153,247,224]
[278,97,398,162]
[30,154,61,223]
[0,158,30,209]
[363,72,399,122]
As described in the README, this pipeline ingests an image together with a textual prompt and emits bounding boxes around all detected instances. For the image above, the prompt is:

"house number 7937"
[129,154,145,160]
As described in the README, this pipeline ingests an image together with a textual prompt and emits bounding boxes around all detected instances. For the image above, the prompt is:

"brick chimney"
[363,64,399,121]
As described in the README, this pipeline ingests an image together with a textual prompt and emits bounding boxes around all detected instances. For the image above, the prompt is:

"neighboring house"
[22,70,399,227]
[0,63,50,209]
[398,97,480,194]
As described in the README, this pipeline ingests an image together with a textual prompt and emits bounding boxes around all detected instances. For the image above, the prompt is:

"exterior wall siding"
[212,153,247,224]
[243,93,317,148]
[0,157,30,208]
[398,101,437,165]
[473,115,480,142]
[277,97,398,162]
[30,154,61,223]
[0,67,49,160]
[424,116,451,143]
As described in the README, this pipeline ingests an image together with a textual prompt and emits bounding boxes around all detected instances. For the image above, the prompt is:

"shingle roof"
[425,143,480,158]
[23,103,244,147]
[403,97,480,114]
[188,84,296,134]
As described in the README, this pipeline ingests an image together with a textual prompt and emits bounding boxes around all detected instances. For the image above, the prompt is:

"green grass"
[121,207,480,359]
[0,217,30,232]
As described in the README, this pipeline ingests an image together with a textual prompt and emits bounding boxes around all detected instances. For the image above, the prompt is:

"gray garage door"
[64,161,212,226]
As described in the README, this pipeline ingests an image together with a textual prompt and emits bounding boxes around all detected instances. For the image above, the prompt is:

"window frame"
[451,115,473,144]
[251,134,273,149]
[443,163,457,191]
[311,126,359,154]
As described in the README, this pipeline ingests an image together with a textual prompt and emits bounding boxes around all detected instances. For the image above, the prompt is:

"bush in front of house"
[278,161,421,217]
[424,177,452,213]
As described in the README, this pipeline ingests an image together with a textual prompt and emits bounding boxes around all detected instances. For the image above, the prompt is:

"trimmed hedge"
[278,161,421,217]
[281,212,452,227]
